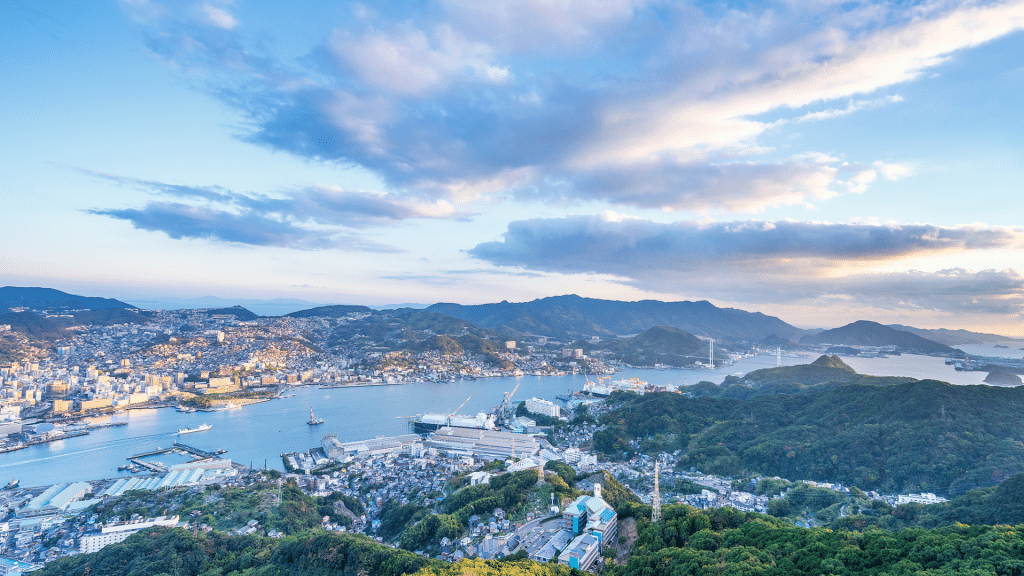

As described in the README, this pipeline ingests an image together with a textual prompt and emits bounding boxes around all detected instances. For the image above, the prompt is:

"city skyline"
[4,1,1024,333]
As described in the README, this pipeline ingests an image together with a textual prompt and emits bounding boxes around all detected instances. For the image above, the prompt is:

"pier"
[125,442,226,473]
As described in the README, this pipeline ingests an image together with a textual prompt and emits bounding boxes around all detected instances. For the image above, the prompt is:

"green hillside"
[35,528,442,576]
[834,472,1024,531]
[690,355,914,398]
[285,304,374,318]
[616,504,1024,576]
[71,308,155,325]
[596,379,1024,494]
[38,505,1024,576]
[0,311,66,340]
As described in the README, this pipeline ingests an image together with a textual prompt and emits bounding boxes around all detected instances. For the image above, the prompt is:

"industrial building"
[321,433,422,459]
[423,427,540,460]
[20,482,93,517]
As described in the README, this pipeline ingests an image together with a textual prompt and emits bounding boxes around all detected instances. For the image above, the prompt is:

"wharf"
[0,431,90,454]
[84,421,128,430]
[125,442,227,474]
[319,381,410,389]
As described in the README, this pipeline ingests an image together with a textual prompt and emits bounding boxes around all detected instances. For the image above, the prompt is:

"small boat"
[4,478,18,490]
[178,423,212,434]
[176,405,195,413]
[307,407,324,426]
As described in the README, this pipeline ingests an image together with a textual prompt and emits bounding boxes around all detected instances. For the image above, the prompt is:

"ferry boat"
[307,407,324,426]
[178,423,212,435]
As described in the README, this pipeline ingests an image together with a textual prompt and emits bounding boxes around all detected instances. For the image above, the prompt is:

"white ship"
[178,423,212,435]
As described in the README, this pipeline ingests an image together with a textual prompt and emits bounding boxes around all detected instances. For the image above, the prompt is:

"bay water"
[1,352,997,488]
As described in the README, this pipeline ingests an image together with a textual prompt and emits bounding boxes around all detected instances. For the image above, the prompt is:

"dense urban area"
[1,292,1023,575]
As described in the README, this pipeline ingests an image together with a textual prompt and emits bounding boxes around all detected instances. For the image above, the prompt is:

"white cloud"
[330,23,508,95]
[577,1,1024,168]
[199,2,236,29]
[442,0,645,51]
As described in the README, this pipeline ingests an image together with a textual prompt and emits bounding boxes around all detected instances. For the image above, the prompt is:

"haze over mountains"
[3,287,1012,355]
[0,286,135,311]
[426,295,805,342]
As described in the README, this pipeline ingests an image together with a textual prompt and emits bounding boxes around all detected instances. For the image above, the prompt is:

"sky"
[2,0,1023,333]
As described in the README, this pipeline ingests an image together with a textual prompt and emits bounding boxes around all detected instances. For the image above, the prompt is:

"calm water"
[1,353,994,487]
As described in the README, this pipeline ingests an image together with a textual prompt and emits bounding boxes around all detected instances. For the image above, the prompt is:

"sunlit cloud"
[116,0,1024,213]
[468,213,1024,315]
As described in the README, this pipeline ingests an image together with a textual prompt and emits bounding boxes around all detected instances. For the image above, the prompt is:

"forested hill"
[596,379,1024,495]
[38,507,1024,576]
[615,504,1024,576]
[0,286,135,311]
[284,304,374,318]
[800,320,955,354]
[427,294,804,343]
[35,529,445,576]
[35,527,574,576]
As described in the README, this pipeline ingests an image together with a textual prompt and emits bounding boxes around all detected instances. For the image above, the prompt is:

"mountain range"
[0,286,135,311]
[800,320,957,354]
[2,287,1009,353]
[426,294,805,342]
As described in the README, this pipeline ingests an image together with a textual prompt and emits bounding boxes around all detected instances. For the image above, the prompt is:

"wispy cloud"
[468,213,1024,315]
[88,202,401,252]
[118,0,1024,212]
[81,170,470,250]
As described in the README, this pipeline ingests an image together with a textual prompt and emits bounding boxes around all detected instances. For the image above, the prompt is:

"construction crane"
[497,382,521,426]
[450,395,473,417]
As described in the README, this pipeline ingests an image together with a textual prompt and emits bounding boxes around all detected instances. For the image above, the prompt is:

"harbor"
[0,353,999,488]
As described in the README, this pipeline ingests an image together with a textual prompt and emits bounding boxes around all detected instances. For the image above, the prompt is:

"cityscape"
[4,0,1024,575]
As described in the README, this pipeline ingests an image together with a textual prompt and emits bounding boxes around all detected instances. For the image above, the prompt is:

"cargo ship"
[177,423,212,435]
[412,411,496,434]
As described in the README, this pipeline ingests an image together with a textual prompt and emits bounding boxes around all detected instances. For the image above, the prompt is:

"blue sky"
[3,0,1023,332]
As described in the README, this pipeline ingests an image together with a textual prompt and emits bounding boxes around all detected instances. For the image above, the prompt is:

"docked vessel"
[412,411,496,434]
[178,423,212,435]
[307,407,324,425]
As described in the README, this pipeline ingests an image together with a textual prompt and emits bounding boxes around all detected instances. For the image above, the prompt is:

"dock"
[125,442,226,473]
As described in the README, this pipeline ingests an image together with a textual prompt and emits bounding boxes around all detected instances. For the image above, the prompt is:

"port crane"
[449,395,473,417]
[495,382,521,426]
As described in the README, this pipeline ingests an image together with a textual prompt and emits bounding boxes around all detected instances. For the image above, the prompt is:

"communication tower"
[652,460,662,522]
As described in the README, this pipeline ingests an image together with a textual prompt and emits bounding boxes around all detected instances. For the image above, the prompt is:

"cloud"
[88,202,400,252]
[441,0,645,51]
[554,158,841,212]
[468,213,1024,314]
[198,2,236,30]
[329,24,509,95]
[82,171,471,250]
[122,0,1024,212]
[794,95,904,123]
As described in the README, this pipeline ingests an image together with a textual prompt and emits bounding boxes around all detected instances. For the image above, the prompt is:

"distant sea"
[2,351,1004,488]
